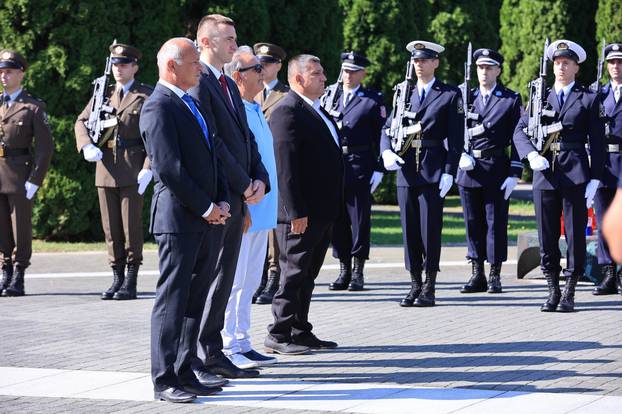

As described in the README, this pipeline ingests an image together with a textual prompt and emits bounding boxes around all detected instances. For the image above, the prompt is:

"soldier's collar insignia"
[495,90,502,96]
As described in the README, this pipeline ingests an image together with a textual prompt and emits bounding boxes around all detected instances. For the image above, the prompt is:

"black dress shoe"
[192,368,229,387]
[180,381,222,396]
[292,332,338,349]
[154,387,196,403]
[207,355,260,379]
[264,336,310,355]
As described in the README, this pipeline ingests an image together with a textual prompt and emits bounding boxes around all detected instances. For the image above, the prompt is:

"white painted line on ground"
[25,260,520,279]
[0,367,620,413]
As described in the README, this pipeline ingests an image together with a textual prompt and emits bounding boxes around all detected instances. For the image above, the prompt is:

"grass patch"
[32,240,157,253]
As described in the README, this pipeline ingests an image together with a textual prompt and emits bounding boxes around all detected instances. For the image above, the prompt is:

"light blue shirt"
[2,88,22,107]
[244,99,278,232]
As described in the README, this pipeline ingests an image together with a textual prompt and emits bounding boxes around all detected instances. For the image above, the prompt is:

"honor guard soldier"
[593,42,622,296]
[253,42,289,305]
[380,41,463,307]
[322,51,386,291]
[457,48,523,294]
[0,50,53,297]
[75,42,153,301]
[513,39,605,312]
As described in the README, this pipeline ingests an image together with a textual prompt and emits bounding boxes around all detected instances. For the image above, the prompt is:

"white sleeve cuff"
[202,203,214,218]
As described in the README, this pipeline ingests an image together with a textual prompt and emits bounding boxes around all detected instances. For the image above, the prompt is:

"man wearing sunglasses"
[221,46,279,370]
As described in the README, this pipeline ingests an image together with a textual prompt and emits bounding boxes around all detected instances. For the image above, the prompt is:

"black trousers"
[268,219,332,342]
[458,185,509,264]
[195,199,244,365]
[397,185,444,273]
[594,186,617,265]
[533,184,587,277]
[332,181,372,260]
[151,229,220,391]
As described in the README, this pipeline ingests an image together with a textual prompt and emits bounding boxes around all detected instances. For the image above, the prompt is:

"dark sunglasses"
[238,63,263,73]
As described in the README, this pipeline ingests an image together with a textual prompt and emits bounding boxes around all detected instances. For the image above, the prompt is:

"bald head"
[157,38,201,91]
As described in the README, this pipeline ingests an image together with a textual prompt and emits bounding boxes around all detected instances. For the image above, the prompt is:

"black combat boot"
[101,264,125,300]
[0,261,13,294]
[3,265,25,297]
[252,269,268,304]
[114,263,138,300]
[540,273,561,312]
[348,257,365,291]
[592,264,617,295]
[256,270,280,304]
[460,260,487,293]
[414,271,437,307]
[487,263,503,294]
[558,275,578,312]
[329,257,351,290]
[400,270,422,307]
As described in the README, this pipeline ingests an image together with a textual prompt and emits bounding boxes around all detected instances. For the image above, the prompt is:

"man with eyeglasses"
[221,46,279,370]
[190,13,269,381]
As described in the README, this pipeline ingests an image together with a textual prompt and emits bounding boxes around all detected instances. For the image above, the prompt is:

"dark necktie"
[182,94,211,148]
[559,90,565,108]
[2,94,10,109]
[119,88,124,102]
[419,88,426,104]
[482,94,489,106]
[218,74,235,112]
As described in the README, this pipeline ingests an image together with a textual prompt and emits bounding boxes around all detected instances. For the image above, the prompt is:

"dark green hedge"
[0,0,605,239]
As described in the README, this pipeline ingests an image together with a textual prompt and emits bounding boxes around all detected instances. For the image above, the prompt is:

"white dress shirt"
[294,90,340,147]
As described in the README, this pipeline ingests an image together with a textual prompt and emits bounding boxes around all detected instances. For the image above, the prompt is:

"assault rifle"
[524,38,562,152]
[321,68,343,119]
[459,42,481,151]
[85,45,118,146]
[590,38,606,93]
[387,54,420,158]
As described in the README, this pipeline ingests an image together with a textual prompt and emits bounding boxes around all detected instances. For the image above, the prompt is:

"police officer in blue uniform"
[593,43,622,296]
[380,41,462,307]
[513,39,605,312]
[322,51,386,291]
[457,48,523,294]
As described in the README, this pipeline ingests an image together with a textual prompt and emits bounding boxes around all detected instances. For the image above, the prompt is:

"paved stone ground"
[0,246,621,413]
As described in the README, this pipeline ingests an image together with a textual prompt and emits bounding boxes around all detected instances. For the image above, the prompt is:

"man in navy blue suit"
[513,39,605,313]
[322,51,386,292]
[457,48,522,294]
[593,43,622,296]
[140,38,230,403]
[380,41,463,308]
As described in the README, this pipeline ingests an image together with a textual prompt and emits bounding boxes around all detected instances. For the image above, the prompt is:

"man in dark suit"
[264,54,344,355]
[380,41,463,308]
[191,14,268,378]
[593,42,622,295]
[457,48,522,294]
[140,37,230,403]
[513,39,605,312]
[322,51,386,292]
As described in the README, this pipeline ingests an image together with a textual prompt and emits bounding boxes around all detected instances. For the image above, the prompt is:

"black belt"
[549,142,584,151]
[606,143,622,153]
[411,139,443,149]
[341,144,371,154]
[470,147,505,159]
[107,139,144,149]
[0,146,29,158]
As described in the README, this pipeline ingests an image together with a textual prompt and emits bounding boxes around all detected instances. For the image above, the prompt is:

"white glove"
[584,179,600,208]
[527,151,549,171]
[370,171,384,193]
[382,149,405,171]
[458,152,476,171]
[24,181,39,200]
[439,173,453,198]
[82,143,103,162]
[137,169,153,195]
[500,176,518,200]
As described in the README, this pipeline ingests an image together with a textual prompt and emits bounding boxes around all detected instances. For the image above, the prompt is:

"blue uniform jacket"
[380,79,463,187]
[598,83,622,188]
[513,84,606,190]
[324,85,386,184]
[457,84,523,188]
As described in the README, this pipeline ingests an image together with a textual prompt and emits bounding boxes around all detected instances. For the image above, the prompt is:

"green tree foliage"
[500,0,597,101]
